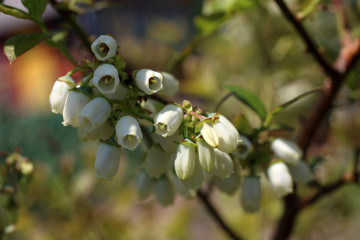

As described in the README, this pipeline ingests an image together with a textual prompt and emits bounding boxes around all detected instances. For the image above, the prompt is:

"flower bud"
[197,138,215,172]
[181,155,203,189]
[154,175,175,206]
[157,72,179,97]
[80,97,112,132]
[135,69,163,95]
[287,161,312,185]
[267,161,293,197]
[78,121,114,141]
[213,149,234,179]
[144,144,171,179]
[200,122,219,148]
[211,114,240,153]
[91,35,117,61]
[92,64,120,95]
[271,138,302,165]
[174,140,196,180]
[115,116,143,150]
[94,143,121,180]
[49,75,76,114]
[135,169,154,200]
[62,90,91,127]
[241,176,261,213]
[154,104,183,137]
[215,172,240,195]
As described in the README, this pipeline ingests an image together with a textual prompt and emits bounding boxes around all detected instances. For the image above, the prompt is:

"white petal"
[91,35,117,61]
[94,143,121,180]
[174,141,196,180]
[115,116,143,150]
[62,91,91,127]
[80,97,112,131]
[135,69,163,95]
[92,64,120,95]
[154,104,183,137]
[267,161,293,197]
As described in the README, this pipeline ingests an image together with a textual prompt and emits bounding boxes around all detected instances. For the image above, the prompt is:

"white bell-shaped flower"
[213,149,234,179]
[211,114,240,153]
[115,116,143,150]
[135,169,154,200]
[157,72,179,97]
[271,138,302,165]
[135,69,163,95]
[267,161,293,197]
[200,122,219,148]
[174,139,196,180]
[49,75,76,114]
[288,161,312,185]
[154,175,175,206]
[144,144,171,179]
[154,104,183,137]
[62,90,91,127]
[197,138,215,172]
[92,64,120,95]
[181,155,203,189]
[78,121,114,141]
[241,176,262,213]
[91,35,117,61]
[80,97,112,132]
[94,143,121,180]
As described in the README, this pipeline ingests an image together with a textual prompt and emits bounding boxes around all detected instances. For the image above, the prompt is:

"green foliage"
[264,87,322,127]
[4,33,53,62]
[0,3,30,19]
[21,0,49,22]
[224,85,267,123]
[195,0,256,37]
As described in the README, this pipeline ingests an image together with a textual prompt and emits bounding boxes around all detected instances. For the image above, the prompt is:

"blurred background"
[1,0,360,239]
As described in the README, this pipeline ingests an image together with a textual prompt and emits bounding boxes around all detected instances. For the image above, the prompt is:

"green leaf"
[4,33,53,62]
[264,87,322,127]
[195,0,256,37]
[202,0,255,16]
[21,0,49,21]
[0,3,30,19]
[224,85,267,122]
[194,13,230,37]
[297,0,321,20]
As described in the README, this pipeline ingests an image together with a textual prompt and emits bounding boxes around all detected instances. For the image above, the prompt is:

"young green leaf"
[264,87,322,127]
[224,85,267,122]
[0,3,30,19]
[21,0,49,21]
[4,33,53,62]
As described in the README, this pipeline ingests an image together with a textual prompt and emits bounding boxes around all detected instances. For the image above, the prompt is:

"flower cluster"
[50,35,313,210]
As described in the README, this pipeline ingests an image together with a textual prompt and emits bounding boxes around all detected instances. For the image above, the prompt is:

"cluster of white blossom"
[49,35,313,210]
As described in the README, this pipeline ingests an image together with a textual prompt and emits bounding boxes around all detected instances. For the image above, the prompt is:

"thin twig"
[274,0,338,78]
[50,0,92,52]
[215,92,235,112]
[300,178,346,208]
[197,189,243,240]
